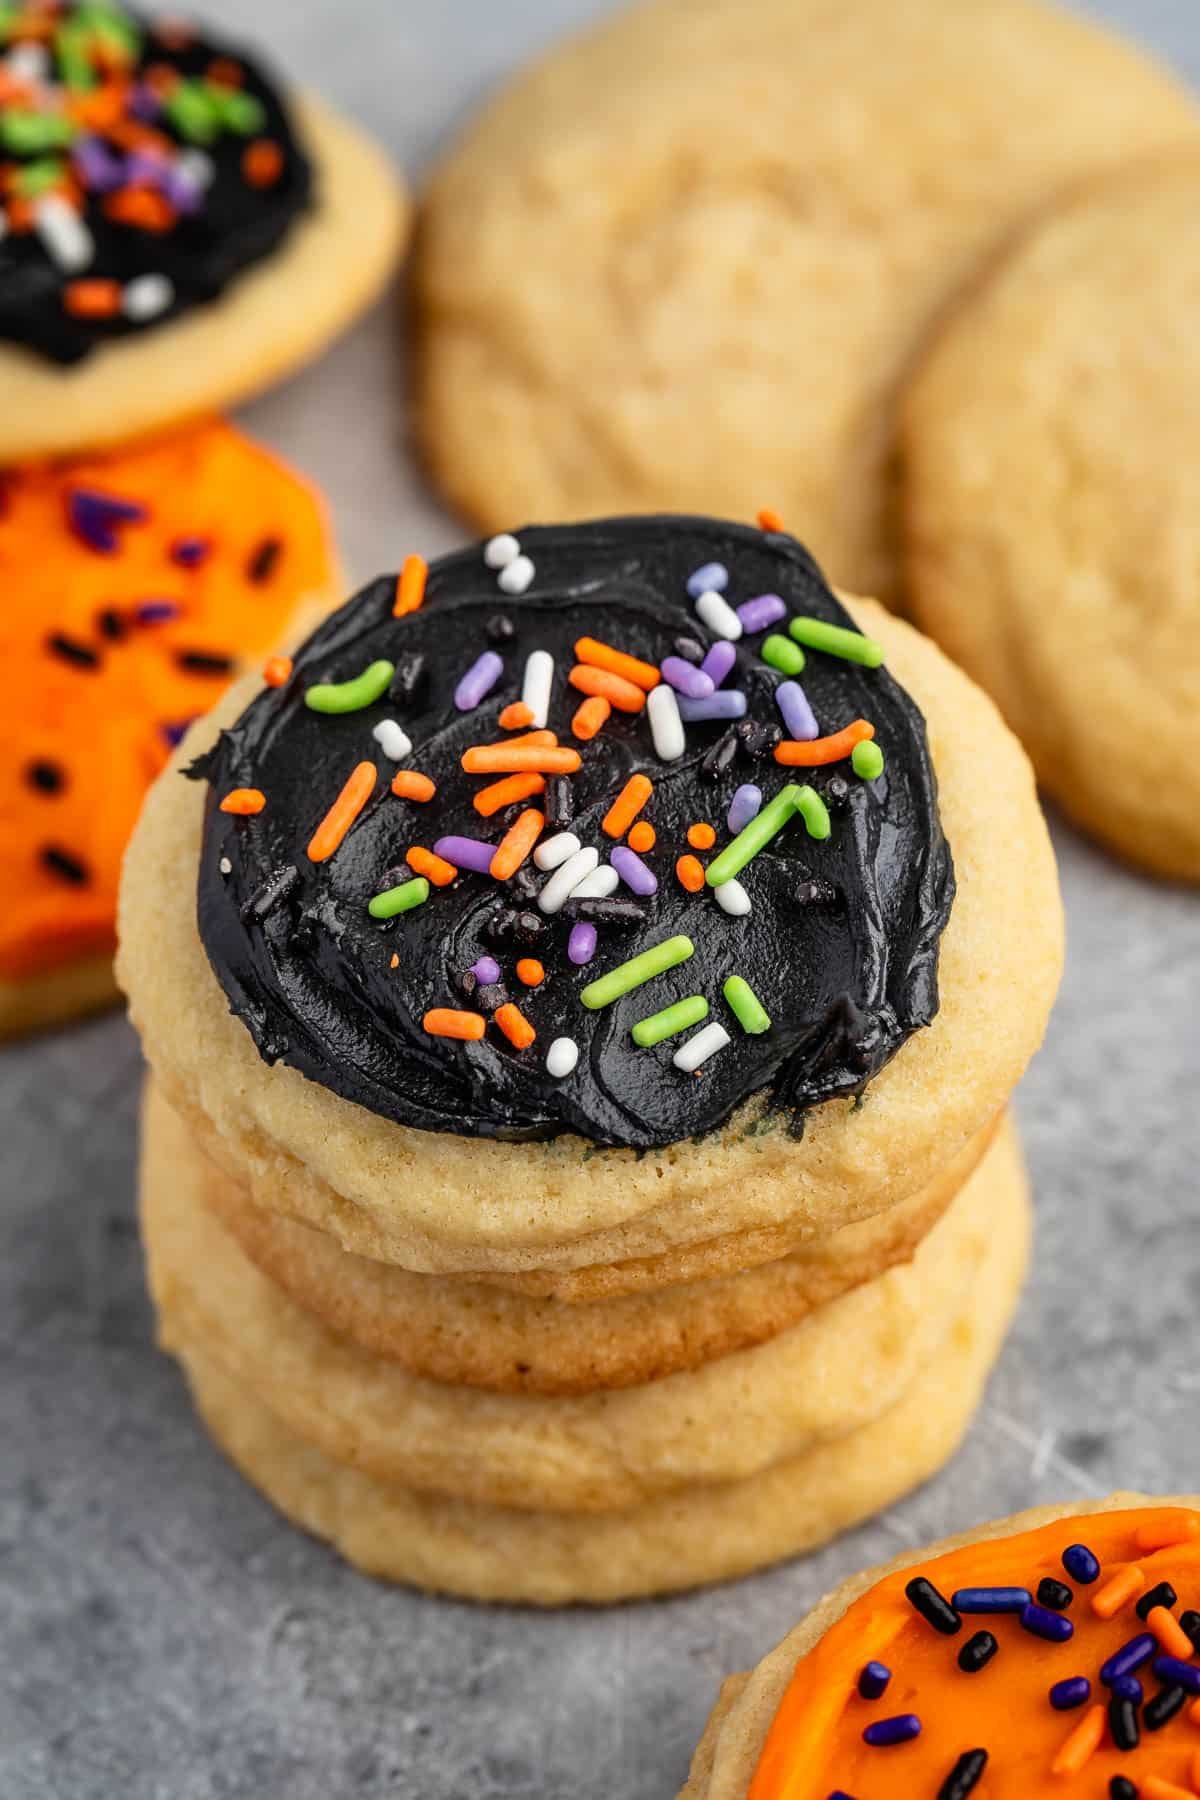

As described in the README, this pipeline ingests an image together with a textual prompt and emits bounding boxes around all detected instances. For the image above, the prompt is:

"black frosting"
[191,518,954,1151]
[0,4,310,364]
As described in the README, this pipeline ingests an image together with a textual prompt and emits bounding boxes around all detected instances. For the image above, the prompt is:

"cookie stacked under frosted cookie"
[119,515,1063,1603]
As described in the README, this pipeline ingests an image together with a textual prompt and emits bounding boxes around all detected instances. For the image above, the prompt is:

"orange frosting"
[0,421,333,982]
[749,1507,1200,1799]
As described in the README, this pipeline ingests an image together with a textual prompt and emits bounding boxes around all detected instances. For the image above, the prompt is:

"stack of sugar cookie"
[0,0,407,1033]
[120,514,1064,1604]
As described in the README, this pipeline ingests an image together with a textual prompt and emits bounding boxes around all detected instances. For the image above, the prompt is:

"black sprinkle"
[475,982,510,1013]
[96,607,127,642]
[1143,1684,1186,1731]
[485,613,515,644]
[906,1576,961,1636]
[734,718,782,759]
[390,651,428,706]
[1136,1581,1177,1621]
[795,877,840,906]
[700,727,739,782]
[673,635,705,664]
[543,775,574,831]
[1108,1694,1139,1752]
[40,845,89,885]
[46,632,100,669]
[247,536,282,583]
[484,907,545,948]
[176,649,235,677]
[1037,1578,1073,1612]
[937,1749,987,1800]
[510,864,542,901]
[822,774,852,807]
[561,897,648,928]
[1179,1609,1200,1650]
[957,1631,997,1673]
[25,759,65,795]
[240,864,299,923]
[1109,1779,1138,1800]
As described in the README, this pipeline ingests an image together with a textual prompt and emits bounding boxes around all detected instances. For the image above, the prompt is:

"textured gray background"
[3,3,1200,1796]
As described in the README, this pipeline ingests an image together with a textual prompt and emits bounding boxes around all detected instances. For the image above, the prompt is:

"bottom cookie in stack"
[141,1089,1030,1605]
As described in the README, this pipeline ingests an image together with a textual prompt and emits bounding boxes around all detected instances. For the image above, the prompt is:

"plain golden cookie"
[414,0,1197,601]
[900,156,1200,882]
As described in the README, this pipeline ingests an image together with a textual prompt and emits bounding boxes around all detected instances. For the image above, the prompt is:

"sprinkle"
[938,1750,987,1800]
[498,554,535,595]
[632,996,709,1047]
[862,1715,921,1748]
[1050,1705,1105,1776]
[647,684,685,761]
[675,854,705,893]
[242,137,283,185]
[1108,1692,1140,1753]
[1183,1612,1200,1650]
[952,1587,1032,1614]
[906,1577,962,1636]
[219,857,232,876]
[406,847,458,887]
[521,650,554,728]
[627,821,656,853]
[789,615,884,667]
[474,773,546,816]
[570,865,620,900]
[674,636,706,664]
[484,533,520,569]
[713,878,751,916]
[1111,1780,1139,1800]
[491,808,544,880]
[686,562,728,597]
[391,652,428,705]
[695,590,742,640]
[1142,1780,1198,1800]
[368,877,429,919]
[535,832,582,871]
[1137,1582,1179,1621]
[434,836,496,875]
[372,719,413,761]
[219,788,266,816]
[1037,1579,1074,1612]
[25,759,64,795]
[538,846,600,915]
[852,739,886,780]
[515,958,544,987]
[736,593,786,634]
[307,761,376,862]
[240,865,300,923]
[177,650,234,678]
[1111,1675,1144,1705]
[455,650,505,712]
[603,774,654,839]
[41,846,89,885]
[564,897,647,930]
[471,956,502,984]
[394,553,427,616]
[672,1021,730,1072]
[724,975,770,1034]
[66,487,145,553]
[63,276,121,318]
[1063,1544,1101,1585]
[757,507,784,532]
[678,690,748,723]
[720,788,758,838]
[660,656,714,699]
[171,536,211,568]
[1092,1567,1146,1620]
[762,634,806,676]
[391,771,437,803]
[611,846,657,896]
[263,655,292,688]
[493,1001,535,1049]
[546,1037,579,1078]
[572,695,611,739]
[1135,1515,1200,1553]
[34,193,93,271]
[47,632,100,669]
[1021,1603,1074,1643]
[775,680,819,741]
[957,1632,997,1673]
[306,659,395,715]
[462,745,581,775]
[796,788,831,839]
[776,721,876,768]
[567,923,597,965]
[424,1008,484,1041]
[1099,1634,1156,1685]
[1153,1657,1200,1695]
[858,1663,891,1700]
[580,935,694,1009]
[700,640,738,686]
[569,664,647,713]
[1147,1607,1195,1659]
[1144,1684,1188,1730]
[499,701,534,730]
[575,637,660,691]
[1050,1678,1091,1711]
[705,783,809,887]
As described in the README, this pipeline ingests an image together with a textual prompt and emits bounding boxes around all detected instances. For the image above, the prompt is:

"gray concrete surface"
[3,3,1199,1796]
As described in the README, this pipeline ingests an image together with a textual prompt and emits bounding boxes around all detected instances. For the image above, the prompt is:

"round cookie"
[143,1096,1025,1509]
[680,1496,1200,1798]
[118,519,1062,1273]
[0,420,338,1035]
[0,3,407,459]
[899,156,1200,882]
[165,1156,1028,1605]
[414,0,1198,602]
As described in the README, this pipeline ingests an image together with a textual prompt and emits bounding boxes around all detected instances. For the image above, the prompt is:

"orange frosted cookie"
[0,418,337,1034]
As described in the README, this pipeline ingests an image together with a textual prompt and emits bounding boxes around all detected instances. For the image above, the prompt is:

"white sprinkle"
[34,194,93,273]
[498,554,535,595]
[6,42,48,82]
[219,856,232,876]
[372,718,413,761]
[695,589,743,641]
[546,1036,579,1079]
[533,830,581,871]
[569,863,620,900]
[713,878,751,917]
[483,532,520,570]
[672,1022,731,1073]
[521,649,554,728]
[647,683,685,762]
[537,846,598,914]
[122,272,174,322]
[177,148,215,190]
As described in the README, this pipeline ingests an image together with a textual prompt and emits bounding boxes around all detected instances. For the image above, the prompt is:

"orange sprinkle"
[1049,1704,1105,1777]
[687,822,716,850]
[1091,1564,1145,1620]
[263,654,292,688]
[516,958,545,987]
[1135,1514,1200,1553]
[407,847,458,888]
[568,664,646,714]
[423,1008,485,1042]
[627,821,656,853]
[389,953,399,970]
[103,185,175,231]
[676,854,705,893]
[602,773,653,839]
[1143,1780,1198,1800]
[1190,1698,1200,1726]
[62,278,121,318]
[572,695,611,741]
[574,636,660,692]
[1193,1751,1200,1790]
[391,770,436,803]
[481,729,557,751]
[494,1002,535,1050]
[498,701,534,731]
[462,745,581,776]
[242,138,284,187]
[219,787,266,816]
[206,56,243,86]
[775,720,876,767]
[307,761,376,863]
[491,808,544,880]
[144,59,183,95]
[473,772,545,817]
[1147,1605,1196,1659]
[757,506,785,533]
[393,552,427,617]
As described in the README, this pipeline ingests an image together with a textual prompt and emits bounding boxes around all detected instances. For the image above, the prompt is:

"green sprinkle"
[210,84,266,134]
[305,659,395,715]
[580,935,694,1011]
[788,616,885,668]
[761,634,805,677]
[705,783,806,888]
[367,877,429,919]
[165,80,222,144]
[1,110,77,153]
[724,976,771,1035]
[794,786,831,841]
[14,157,67,197]
[852,739,885,780]
[631,995,708,1048]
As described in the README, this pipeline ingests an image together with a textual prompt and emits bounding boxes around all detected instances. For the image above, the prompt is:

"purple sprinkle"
[776,680,818,740]
[700,640,737,686]
[67,488,147,555]
[127,83,163,121]
[1111,1676,1143,1704]
[433,836,496,875]
[1049,1677,1091,1711]
[160,717,198,747]
[677,690,748,723]
[170,535,211,568]
[1153,1656,1200,1695]
[72,136,125,192]
[126,149,170,187]
[610,846,657,897]
[471,955,502,985]
[135,600,181,626]
[1020,1603,1074,1644]
[862,1714,921,1748]
[686,561,727,598]
[728,784,762,834]
[660,656,714,700]
[568,922,597,965]
[163,170,205,214]
[736,593,786,634]
[454,650,504,712]
[858,1661,891,1700]
[1100,1635,1156,1685]
[1062,1544,1100,1585]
